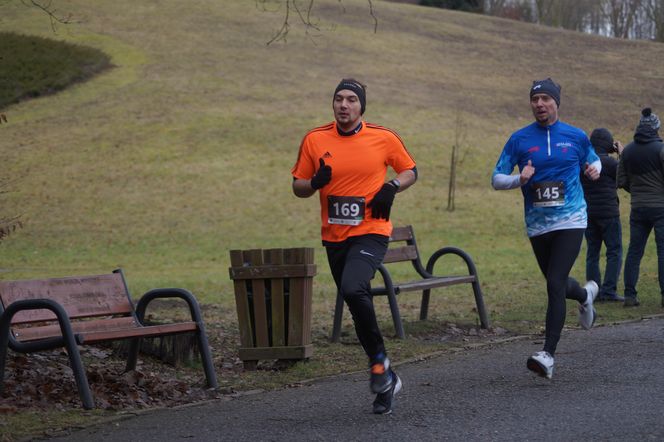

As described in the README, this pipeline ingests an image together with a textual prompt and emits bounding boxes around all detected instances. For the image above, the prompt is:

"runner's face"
[333,90,362,131]
[530,93,558,126]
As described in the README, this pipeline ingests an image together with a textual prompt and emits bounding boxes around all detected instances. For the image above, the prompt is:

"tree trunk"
[447,143,458,212]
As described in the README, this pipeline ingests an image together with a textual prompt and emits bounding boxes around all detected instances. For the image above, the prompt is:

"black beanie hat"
[530,78,561,107]
[589,128,614,154]
[334,79,366,115]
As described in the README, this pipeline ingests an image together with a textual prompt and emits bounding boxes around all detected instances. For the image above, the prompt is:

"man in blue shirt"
[492,78,601,379]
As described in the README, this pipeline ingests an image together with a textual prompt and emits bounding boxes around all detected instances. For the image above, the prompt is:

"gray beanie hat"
[639,107,661,131]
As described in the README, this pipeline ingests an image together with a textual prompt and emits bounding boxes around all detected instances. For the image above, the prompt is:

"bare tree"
[490,0,535,21]
[533,0,596,31]
[0,115,23,242]
[484,0,508,14]
[601,0,642,38]
[485,0,663,41]
[644,0,664,40]
[447,112,467,212]
[6,0,74,32]
[257,0,378,45]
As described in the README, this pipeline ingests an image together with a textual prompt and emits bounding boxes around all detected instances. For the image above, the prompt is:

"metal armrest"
[0,298,78,352]
[425,246,479,278]
[135,288,204,325]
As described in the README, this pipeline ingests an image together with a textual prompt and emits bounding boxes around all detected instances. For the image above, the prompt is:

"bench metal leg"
[125,338,141,372]
[0,316,10,395]
[472,279,490,329]
[330,290,344,343]
[195,325,219,389]
[376,265,405,339]
[420,289,431,320]
[386,289,405,339]
[64,336,95,410]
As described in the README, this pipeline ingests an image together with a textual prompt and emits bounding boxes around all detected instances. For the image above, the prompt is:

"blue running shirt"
[492,121,600,237]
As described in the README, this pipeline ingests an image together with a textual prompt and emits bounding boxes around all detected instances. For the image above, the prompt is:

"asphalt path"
[43,317,664,441]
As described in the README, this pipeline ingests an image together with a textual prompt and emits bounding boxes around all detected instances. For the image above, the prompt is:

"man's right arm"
[292,178,317,198]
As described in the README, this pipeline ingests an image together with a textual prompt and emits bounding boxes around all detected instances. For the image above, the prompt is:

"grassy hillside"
[1,0,663,337]
[0,31,111,109]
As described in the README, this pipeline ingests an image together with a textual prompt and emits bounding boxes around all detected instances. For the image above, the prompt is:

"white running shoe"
[579,280,599,330]
[527,351,554,379]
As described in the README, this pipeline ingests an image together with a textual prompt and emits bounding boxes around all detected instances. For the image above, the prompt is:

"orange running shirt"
[291,121,416,243]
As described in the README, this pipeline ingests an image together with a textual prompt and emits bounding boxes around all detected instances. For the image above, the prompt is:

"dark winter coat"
[582,153,620,219]
[617,125,664,208]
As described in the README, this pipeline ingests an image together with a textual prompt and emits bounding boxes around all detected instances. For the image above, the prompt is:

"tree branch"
[260,0,378,45]
[20,0,73,32]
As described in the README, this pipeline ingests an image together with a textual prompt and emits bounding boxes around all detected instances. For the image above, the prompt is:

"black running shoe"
[370,357,392,394]
[372,371,402,415]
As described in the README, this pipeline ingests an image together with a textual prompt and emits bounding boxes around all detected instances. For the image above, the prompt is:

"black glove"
[311,158,332,190]
[368,182,397,220]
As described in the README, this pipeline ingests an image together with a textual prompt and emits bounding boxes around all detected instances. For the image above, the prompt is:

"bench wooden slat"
[266,249,286,347]
[0,273,132,324]
[248,249,270,348]
[389,226,414,242]
[79,322,198,344]
[394,275,476,292]
[372,275,476,295]
[383,245,419,263]
[12,317,138,342]
[230,250,256,349]
[228,264,317,280]
[12,318,198,344]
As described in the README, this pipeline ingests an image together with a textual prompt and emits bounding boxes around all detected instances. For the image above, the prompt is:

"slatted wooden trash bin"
[229,248,316,370]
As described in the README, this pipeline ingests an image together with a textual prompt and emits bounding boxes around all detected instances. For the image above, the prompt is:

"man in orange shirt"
[292,78,417,414]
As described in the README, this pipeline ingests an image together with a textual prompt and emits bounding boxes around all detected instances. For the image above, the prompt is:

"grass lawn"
[1,0,664,439]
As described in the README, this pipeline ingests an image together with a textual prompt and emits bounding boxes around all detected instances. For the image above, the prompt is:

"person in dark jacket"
[617,108,664,307]
[581,128,625,302]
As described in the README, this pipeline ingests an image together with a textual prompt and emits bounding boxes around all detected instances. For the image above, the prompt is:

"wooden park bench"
[331,225,490,342]
[0,269,218,409]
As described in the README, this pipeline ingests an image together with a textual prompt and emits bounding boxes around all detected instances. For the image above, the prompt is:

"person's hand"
[614,140,624,155]
[368,183,397,220]
[520,160,535,185]
[311,158,332,190]
[584,163,600,181]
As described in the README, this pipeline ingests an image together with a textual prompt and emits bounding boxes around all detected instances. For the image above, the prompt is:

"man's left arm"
[583,135,601,181]
[392,168,417,193]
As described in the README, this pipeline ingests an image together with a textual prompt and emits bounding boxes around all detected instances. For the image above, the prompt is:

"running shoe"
[624,297,640,307]
[579,280,598,330]
[370,357,392,394]
[372,371,402,415]
[527,351,554,379]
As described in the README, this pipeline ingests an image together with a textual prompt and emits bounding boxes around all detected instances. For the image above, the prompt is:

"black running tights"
[529,228,588,356]
[326,234,389,363]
